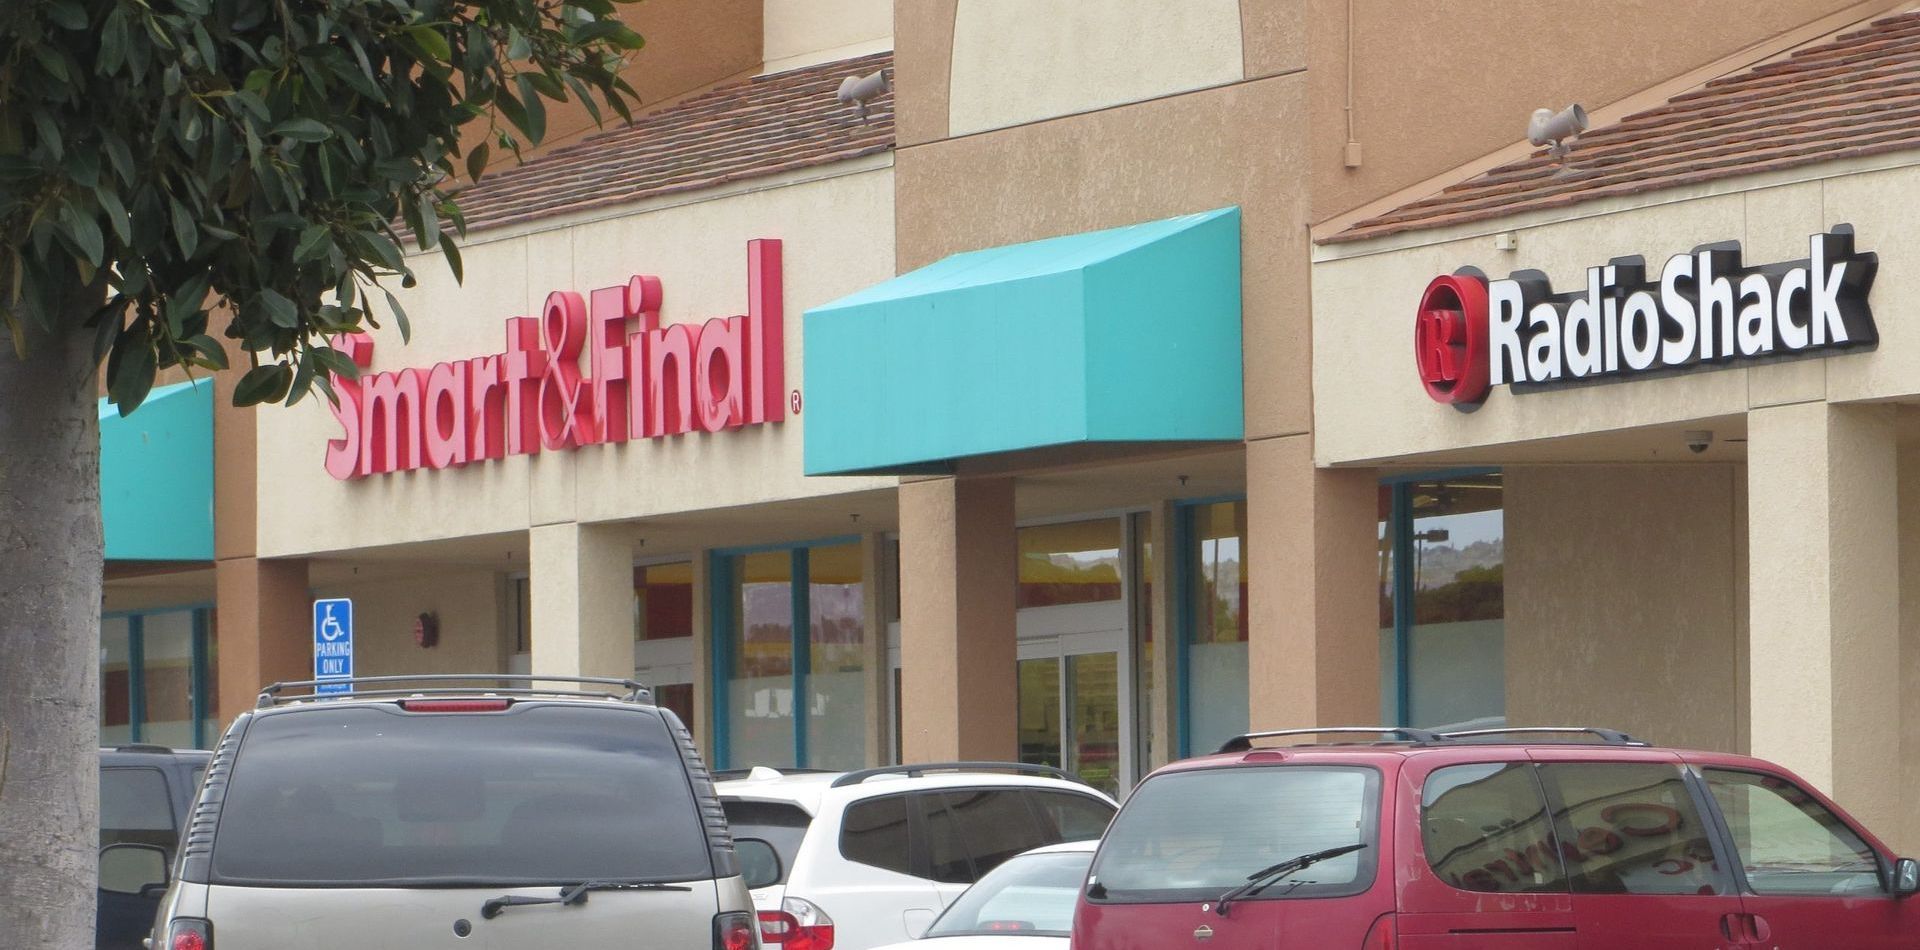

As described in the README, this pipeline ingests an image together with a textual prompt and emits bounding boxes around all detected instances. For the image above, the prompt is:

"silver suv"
[152,675,758,950]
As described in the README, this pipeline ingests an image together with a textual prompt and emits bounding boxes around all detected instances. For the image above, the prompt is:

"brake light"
[398,699,511,712]
[715,911,757,950]
[758,897,834,950]
[1362,913,1398,950]
[168,918,213,950]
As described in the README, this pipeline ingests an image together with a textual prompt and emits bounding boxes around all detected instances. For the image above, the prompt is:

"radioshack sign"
[325,239,787,479]
[1414,229,1877,406]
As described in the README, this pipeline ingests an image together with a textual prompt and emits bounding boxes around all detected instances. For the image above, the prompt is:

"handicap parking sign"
[313,598,354,695]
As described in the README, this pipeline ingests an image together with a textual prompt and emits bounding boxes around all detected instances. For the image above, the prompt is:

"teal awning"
[101,379,214,561]
[803,207,1243,475]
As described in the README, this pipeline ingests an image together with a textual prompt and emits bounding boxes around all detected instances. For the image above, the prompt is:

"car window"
[928,850,1092,937]
[939,789,1052,881]
[101,767,176,850]
[1088,766,1380,903]
[917,792,978,883]
[840,794,913,876]
[1028,790,1114,842]
[210,705,713,885]
[1704,769,1883,897]
[1538,763,1729,896]
[722,800,812,885]
[1422,762,1568,893]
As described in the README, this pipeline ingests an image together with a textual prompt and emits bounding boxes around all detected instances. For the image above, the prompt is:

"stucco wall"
[763,0,892,73]
[1505,464,1746,754]
[314,569,509,680]
[255,165,898,557]
[1902,439,1920,855]
[1312,164,1920,465]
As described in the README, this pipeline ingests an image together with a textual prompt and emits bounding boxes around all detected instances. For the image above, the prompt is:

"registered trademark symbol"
[789,390,803,414]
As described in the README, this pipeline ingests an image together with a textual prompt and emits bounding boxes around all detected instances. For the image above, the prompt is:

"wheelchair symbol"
[318,604,348,641]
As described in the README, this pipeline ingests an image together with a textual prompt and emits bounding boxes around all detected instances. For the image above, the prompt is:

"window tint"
[1422,763,1566,893]
[101,768,176,850]
[1704,769,1883,897]
[211,706,713,885]
[1089,766,1379,903]
[1539,763,1727,896]
[1029,790,1114,842]
[928,850,1093,937]
[918,792,978,883]
[722,800,813,885]
[940,789,1052,881]
[840,794,912,876]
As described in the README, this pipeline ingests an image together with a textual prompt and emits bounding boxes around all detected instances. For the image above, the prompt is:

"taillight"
[398,699,511,712]
[758,897,834,950]
[1361,912,1398,950]
[715,911,758,950]
[168,918,213,950]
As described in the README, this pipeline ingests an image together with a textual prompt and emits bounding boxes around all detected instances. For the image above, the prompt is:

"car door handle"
[1719,912,1770,945]
[1746,913,1771,942]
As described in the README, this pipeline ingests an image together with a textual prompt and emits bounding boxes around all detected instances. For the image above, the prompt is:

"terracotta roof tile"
[442,51,894,237]
[1329,13,1920,244]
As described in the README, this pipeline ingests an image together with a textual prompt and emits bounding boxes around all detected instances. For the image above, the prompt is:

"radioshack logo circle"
[1414,273,1491,405]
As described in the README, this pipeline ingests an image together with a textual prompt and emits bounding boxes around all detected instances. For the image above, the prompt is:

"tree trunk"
[0,303,105,948]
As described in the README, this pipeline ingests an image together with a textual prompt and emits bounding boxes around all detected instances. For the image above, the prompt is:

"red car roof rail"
[1216,727,1446,754]
[1440,726,1648,746]
[255,673,653,708]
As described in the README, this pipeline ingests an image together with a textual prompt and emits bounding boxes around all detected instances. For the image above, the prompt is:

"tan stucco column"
[1245,435,1380,730]
[214,557,311,722]
[899,476,1017,762]
[529,522,633,683]
[1749,402,1900,836]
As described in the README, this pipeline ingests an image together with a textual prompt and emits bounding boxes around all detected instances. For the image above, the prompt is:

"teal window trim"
[190,609,211,749]
[709,535,860,770]
[1170,494,1246,759]
[1379,468,1499,728]
[126,615,146,743]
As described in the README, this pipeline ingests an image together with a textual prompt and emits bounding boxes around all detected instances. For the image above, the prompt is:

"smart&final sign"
[1415,229,1877,406]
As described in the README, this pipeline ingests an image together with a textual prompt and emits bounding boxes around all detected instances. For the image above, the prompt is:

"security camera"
[1684,430,1714,454]
[837,69,890,120]
[1528,104,1588,160]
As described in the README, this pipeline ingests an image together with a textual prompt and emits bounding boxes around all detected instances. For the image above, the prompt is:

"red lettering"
[360,368,426,475]
[648,322,697,436]
[746,239,784,423]
[696,316,746,431]
[502,317,545,455]
[538,290,593,449]
[323,333,374,481]
[467,355,506,461]
[424,362,469,469]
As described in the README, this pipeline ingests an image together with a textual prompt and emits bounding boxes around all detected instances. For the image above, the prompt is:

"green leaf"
[406,25,451,62]
[286,348,317,406]
[293,224,332,262]
[312,344,360,380]
[56,203,104,266]
[168,197,198,257]
[233,363,292,405]
[271,118,333,142]
[384,288,411,343]
[183,333,229,370]
[107,323,158,415]
[514,75,548,143]
[259,288,298,328]
[464,141,490,182]
[93,186,131,244]
[440,232,464,285]
[47,1,88,31]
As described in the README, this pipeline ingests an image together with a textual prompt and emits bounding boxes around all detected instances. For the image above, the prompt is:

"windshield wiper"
[1214,843,1367,917]
[481,881,693,919]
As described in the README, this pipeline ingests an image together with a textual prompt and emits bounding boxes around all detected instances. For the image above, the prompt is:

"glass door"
[1017,631,1129,796]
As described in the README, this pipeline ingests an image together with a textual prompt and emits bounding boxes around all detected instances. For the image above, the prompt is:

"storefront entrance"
[1016,615,1130,797]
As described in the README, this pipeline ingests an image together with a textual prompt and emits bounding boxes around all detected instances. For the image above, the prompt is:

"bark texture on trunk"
[0,311,105,948]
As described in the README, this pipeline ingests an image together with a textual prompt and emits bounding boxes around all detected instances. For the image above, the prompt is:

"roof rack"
[256,674,652,708]
[711,767,839,782]
[1215,727,1445,754]
[830,761,1086,789]
[1441,727,1647,746]
[110,743,180,754]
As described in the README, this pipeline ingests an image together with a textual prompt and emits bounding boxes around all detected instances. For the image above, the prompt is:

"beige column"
[1900,438,1920,856]
[899,476,1017,762]
[861,532,891,766]
[1146,500,1180,769]
[529,522,634,684]
[1245,435,1381,730]
[214,557,311,722]
[1748,402,1899,836]
[690,551,716,761]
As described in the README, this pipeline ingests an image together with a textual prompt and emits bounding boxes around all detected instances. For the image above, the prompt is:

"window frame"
[1375,468,1502,728]
[1419,760,1571,895]
[1693,765,1894,900]
[1170,495,1247,759]
[101,604,217,750]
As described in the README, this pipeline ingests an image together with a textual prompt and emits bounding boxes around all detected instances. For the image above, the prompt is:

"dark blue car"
[99,745,209,950]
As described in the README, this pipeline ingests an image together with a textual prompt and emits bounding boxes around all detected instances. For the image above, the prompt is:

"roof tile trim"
[439,51,895,239]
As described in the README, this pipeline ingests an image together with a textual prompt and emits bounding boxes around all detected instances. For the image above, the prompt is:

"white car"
[718,763,1117,950]
[868,841,1095,950]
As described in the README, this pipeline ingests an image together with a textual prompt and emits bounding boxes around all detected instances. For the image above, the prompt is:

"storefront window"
[101,617,133,746]
[98,607,216,749]
[1378,473,1505,731]
[717,541,867,770]
[807,543,866,771]
[138,611,196,749]
[726,551,795,769]
[635,562,695,732]
[1180,501,1248,756]
[1018,521,1123,608]
[1130,511,1154,771]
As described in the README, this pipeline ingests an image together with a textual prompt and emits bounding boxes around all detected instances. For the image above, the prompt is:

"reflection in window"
[1184,501,1248,756]
[1018,520,1122,608]
[1422,763,1566,893]
[1378,474,1504,731]
[1705,769,1882,897]
[139,611,196,749]
[807,543,866,771]
[634,562,693,641]
[721,544,868,770]
[99,607,217,749]
[1541,763,1728,896]
[727,552,795,769]
[101,618,133,746]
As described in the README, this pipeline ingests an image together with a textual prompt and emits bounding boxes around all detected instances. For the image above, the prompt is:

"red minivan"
[1074,727,1920,949]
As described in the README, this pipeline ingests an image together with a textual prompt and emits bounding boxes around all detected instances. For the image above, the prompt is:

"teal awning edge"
[802,208,1243,475]
[100,379,214,561]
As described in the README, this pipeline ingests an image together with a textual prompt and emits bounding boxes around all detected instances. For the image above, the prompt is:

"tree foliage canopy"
[0,0,642,414]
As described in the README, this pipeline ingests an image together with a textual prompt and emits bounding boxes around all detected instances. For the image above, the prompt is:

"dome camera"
[1684,430,1714,454]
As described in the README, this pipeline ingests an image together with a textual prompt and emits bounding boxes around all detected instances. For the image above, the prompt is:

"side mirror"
[735,837,783,890]
[1894,858,1919,898]
[99,843,170,898]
